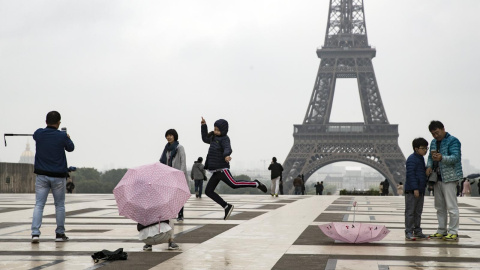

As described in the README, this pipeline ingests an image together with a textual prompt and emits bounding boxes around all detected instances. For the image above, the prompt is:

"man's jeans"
[404,192,424,234]
[434,181,459,235]
[31,175,66,236]
[295,186,302,195]
[194,179,204,197]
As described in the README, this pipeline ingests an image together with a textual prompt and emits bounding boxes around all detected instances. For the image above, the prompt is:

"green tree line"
[71,168,128,193]
[71,168,269,195]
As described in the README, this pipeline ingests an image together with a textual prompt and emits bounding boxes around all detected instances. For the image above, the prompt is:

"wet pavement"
[0,193,479,269]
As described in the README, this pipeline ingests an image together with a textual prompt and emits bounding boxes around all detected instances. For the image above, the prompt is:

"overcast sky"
[1,0,479,173]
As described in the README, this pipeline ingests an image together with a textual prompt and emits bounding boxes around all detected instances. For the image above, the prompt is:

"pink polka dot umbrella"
[113,162,191,226]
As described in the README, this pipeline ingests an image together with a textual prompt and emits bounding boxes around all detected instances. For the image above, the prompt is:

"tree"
[72,167,127,193]
[72,167,101,182]
[102,169,128,185]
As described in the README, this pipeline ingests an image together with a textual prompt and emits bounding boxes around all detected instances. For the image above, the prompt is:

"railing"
[294,123,398,135]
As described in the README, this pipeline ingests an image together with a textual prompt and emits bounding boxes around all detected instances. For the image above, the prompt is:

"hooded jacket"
[201,119,232,170]
[191,161,206,180]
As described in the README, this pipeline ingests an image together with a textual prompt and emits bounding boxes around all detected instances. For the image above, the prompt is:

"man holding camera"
[426,120,462,241]
[31,111,75,243]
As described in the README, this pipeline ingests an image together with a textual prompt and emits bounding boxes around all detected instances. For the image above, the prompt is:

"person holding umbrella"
[138,220,179,251]
[160,129,188,221]
[200,117,267,220]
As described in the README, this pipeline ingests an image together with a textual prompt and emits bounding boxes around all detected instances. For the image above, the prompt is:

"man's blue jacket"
[34,126,75,177]
[426,132,463,182]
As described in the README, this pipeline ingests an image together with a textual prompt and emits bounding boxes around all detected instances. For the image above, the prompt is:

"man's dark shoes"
[255,180,267,193]
[143,244,152,251]
[31,235,39,243]
[224,204,234,220]
[55,233,69,242]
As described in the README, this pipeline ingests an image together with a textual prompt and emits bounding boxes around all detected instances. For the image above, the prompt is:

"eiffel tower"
[282,0,405,195]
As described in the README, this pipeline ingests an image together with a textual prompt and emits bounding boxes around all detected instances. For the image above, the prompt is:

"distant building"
[19,142,35,164]
[0,162,35,193]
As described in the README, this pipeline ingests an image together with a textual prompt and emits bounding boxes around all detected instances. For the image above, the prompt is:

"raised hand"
[201,117,206,125]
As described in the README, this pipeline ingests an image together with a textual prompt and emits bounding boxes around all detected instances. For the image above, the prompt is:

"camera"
[61,127,67,133]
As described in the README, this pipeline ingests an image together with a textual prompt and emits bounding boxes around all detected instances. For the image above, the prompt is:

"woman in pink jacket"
[463,180,471,197]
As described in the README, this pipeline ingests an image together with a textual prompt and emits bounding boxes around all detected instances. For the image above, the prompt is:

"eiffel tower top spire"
[324,0,369,48]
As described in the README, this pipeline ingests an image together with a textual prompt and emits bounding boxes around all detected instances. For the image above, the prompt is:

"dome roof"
[19,142,35,164]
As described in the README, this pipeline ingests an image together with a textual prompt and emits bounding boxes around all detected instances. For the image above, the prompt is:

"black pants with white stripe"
[205,169,257,208]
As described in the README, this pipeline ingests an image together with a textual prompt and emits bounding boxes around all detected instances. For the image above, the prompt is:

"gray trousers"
[404,192,424,234]
[434,181,459,235]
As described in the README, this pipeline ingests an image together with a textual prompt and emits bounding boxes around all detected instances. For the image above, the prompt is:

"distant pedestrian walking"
[191,157,207,198]
[314,181,324,195]
[268,157,283,197]
[279,176,284,195]
[463,179,471,197]
[31,111,75,243]
[293,175,303,195]
[383,179,390,196]
[160,129,188,221]
[200,117,267,220]
[397,182,404,196]
[301,174,306,195]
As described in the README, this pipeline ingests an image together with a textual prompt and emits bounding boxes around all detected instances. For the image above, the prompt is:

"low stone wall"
[0,162,36,193]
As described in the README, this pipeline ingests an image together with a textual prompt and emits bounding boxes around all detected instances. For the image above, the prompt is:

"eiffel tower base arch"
[282,124,406,195]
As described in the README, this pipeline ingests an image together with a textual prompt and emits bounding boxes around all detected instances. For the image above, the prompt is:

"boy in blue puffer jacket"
[201,117,267,220]
[404,137,429,241]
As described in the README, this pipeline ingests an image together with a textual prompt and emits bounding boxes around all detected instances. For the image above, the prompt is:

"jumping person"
[200,117,267,220]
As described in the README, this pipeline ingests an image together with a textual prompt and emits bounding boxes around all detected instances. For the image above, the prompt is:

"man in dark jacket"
[404,137,429,240]
[383,179,390,196]
[31,111,74,243]
[268,157,283,197]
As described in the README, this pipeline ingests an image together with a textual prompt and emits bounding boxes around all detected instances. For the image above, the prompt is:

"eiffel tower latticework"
[282,0,405,194]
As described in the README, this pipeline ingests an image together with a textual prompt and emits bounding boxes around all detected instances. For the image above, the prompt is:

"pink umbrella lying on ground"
[113,162,190,226]
[318,201,390,243]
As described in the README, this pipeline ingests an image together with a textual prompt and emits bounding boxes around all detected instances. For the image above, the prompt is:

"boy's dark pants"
[404,191,425,234]
[205,169,256,208]
[194,179,204,197]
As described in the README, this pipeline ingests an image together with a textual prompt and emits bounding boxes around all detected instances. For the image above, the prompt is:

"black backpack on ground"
[92,248,128,263]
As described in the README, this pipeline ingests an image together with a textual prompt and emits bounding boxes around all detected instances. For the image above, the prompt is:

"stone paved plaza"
[0,193,479,270]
